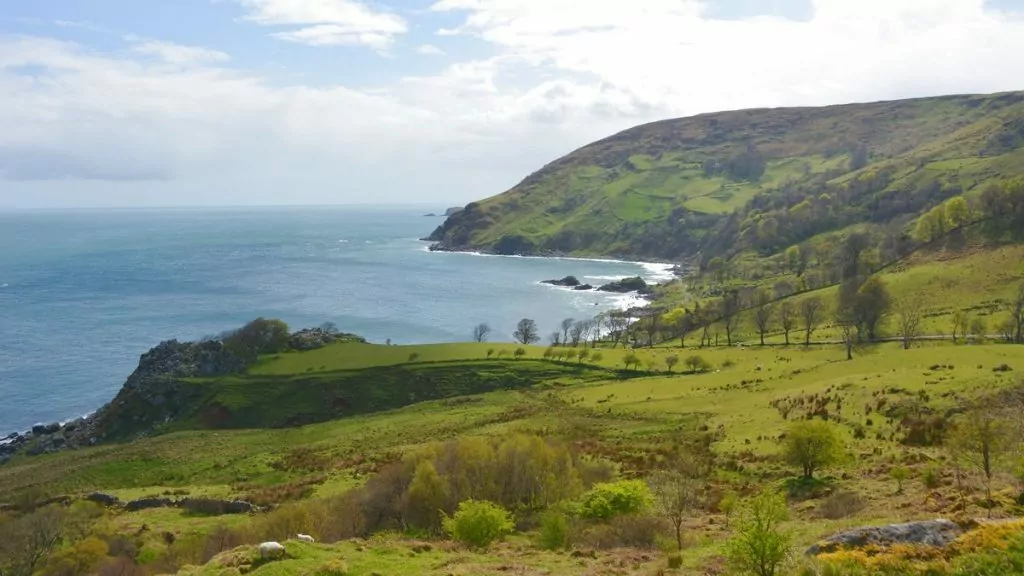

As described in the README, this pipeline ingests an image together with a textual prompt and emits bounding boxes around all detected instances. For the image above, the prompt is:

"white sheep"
[258,541,286,559]
[297,534,315,543]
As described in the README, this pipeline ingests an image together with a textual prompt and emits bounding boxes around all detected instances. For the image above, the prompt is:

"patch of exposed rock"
[806,519,962,555]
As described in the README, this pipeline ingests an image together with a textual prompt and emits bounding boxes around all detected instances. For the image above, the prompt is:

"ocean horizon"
[0,206,672,434]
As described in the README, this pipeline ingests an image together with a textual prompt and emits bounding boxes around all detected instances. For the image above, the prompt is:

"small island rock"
[542,276,581,287]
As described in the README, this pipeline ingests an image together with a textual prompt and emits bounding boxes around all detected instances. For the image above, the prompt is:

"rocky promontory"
[0,324,363,462]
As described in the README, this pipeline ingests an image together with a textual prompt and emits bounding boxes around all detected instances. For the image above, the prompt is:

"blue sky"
[2,0,1024,208]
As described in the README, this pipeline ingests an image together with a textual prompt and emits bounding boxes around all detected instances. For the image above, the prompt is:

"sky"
[2,0,1024,209]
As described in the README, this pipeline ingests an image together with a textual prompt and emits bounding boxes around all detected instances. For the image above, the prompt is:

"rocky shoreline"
[0,326,360,464]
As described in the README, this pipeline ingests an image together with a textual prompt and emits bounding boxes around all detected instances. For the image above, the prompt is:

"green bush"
[684,355,712,373]
[923,466,942,489]
[538,510,571,550]
[725,491,791,576]
[667,552,683,569]
[443,500,514,548]
[579,480,653,521]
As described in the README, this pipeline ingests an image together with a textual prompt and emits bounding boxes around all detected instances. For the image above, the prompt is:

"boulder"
[806,519,962,555]
[31,424,47,436]
[597,276,650,294]
[573,284,594,291]
[542,276,581,287]
[86,492,121,507]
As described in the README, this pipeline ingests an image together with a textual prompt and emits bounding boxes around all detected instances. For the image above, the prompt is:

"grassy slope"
[428,91,1024,260]
[2,339,1022,574]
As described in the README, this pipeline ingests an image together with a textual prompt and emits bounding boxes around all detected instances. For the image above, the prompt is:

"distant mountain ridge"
[428,91,1024,262]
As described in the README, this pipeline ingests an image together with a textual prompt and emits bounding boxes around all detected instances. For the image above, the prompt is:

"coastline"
[4,240,679,446]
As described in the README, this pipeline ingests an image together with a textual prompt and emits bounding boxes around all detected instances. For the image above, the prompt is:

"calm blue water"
[0,207,669,433]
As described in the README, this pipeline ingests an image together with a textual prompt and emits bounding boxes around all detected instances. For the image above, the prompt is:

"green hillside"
[428,91,1024,261]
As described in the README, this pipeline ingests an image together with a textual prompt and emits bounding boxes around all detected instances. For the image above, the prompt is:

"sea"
[0,206,673,434]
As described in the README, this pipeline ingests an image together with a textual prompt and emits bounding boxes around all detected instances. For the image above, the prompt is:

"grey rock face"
[806,519,962,555]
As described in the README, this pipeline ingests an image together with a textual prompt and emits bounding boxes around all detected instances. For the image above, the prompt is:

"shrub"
[725,491,791,576]
[667,552,683,569]
[486,348,495,358]
[311,559,349,576]
[579,480,654,521]
[817,491,865,520]
[538,510,571,550]
[407,353,420,362]
[922,466,942,490]
[685,355,712,373]
[590,352,604,364]
[443,500,514,549]
[890,466,910,494]
[514,347,526,360]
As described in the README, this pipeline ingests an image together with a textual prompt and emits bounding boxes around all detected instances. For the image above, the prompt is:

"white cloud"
[127,37,231,65]
[232,0,407,49]
[5,0,1024,208]
[417,43,446,56]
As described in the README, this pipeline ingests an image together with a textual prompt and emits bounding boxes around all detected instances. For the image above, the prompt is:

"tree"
[652,470,706,552]
[222,317,290,360]
[840,233,872,280]
[800,297,824,347]
[854,276,892,341]
[725,491,791,576]
[897,298,923,350]
[752,291,775,346]
[590,352,603,364]
[723,291,742,346]
[684,355,711,374]
[779,301,796,346]
[623,353,641,371]
[783,421,842,480]
[665,354,680,372]
[951,310,968,343]
[560,318,575,346]
[472,322,492,343]
[403,460,448,533]
[946,196,972,229]
[548,331,561,346]
[513,318,539,345]
[970,316,988,342]
[890,466,909,495]
[0,506,71,576]
[947,400,1017,516]
[1012,282,1024,343]
[569,321,586,347]
[720,490,739,528]
[576,348,589,364]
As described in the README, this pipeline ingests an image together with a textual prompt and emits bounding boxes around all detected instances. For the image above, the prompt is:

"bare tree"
[569,321,586,347]
[836,311,856,361]
[800,296,824,347]
[513,318,539,345]
[652,470,706,552]
[472,322,492,343]
[897,298,923,350]
[752,291,775,346]
[779,301,796,346]
[548,331,562,346]
[948,400,1017,517]
[606,313,629,348]
[1013,282,1024,343]
[590,314,606,348]
[0,507,69,576]
[560,318,575,346]
[951,310,968,344]
[722,291,742,346]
